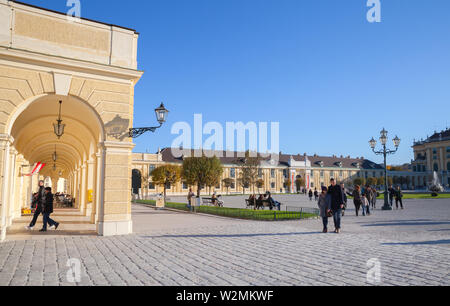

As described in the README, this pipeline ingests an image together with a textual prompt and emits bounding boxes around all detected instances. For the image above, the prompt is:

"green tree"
[284,179,292,193]
[222,178,234,195]
[295,178,305,192]
[353,177,366,187]
[367,177,378,187]
[151,165,181,199]
[234,151,261,194]
[256,179,265,194]
[182,155,223,197]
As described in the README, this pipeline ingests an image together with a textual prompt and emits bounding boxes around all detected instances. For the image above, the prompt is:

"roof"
[158,148,383,170]
[414,128,450,146]
[11,0,139,34]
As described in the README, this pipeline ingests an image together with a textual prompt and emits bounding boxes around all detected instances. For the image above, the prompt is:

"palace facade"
[131,148,387,197]
[412,128,450,187]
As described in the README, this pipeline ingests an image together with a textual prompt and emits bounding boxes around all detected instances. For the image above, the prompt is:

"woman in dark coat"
[352,185,363,217]
[40,187,60,232]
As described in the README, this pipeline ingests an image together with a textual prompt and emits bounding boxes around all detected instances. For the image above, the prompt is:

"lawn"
[135,200,319,221]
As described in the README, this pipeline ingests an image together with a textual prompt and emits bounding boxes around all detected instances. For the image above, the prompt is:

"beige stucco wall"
[0,0,139,69]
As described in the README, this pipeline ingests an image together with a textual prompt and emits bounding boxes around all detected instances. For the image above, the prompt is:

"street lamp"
[52,145,57,162]
[369,128,401,211]
[129,103,169,138]
[53,100,65,139]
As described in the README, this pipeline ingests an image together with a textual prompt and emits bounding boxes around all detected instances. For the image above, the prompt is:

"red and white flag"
[24,162,46,177]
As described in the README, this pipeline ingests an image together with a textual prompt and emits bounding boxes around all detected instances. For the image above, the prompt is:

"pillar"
[97,141,134,236]
[7,148,17,226]
[0,134,14,242]
[85,159,95,217]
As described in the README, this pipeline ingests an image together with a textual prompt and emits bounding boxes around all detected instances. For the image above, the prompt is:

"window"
[166,183,171,190]
[271,169,275,178]
[271,182,276,189]
[258,169,263,177]
[231,181,235,189]
[311,182,314,188]
[149,165,156,175]
[433,163,439,172]
[339,171,343,178]
[433,148,437,154]
[413,166,417,172]
[357,172,360,178]
[310,171,314,178]
[330,171,334,178]
[447,147,450,153]
[283,169,288,178]
[230,168,236,178]
[182,182,188,190]
[447,162,450,171]
[149,182,155,190]
[320,171,324,178]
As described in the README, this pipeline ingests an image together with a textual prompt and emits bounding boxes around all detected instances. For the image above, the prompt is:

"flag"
[24,162,46,177]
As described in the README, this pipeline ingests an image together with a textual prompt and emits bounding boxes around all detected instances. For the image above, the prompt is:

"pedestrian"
[187,188,195,211]
[317,186,331,233]
[388,185,395,207]
[372,187,378,209]
[341,183,348,217]
[309,189,313,201]
[25,180,46,231]
[362,195,371,216]
[395,186,404,210]
[314,189,319,201]
[40,187,60,232]
[363,186,372,215]
[267,192,281,211]
[328,178,345,233]
[352,185,363,217]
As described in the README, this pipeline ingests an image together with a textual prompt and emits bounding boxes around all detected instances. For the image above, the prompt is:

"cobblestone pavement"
[0,199,449,286]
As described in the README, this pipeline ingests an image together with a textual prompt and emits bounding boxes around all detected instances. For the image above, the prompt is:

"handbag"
[327,210,333,218]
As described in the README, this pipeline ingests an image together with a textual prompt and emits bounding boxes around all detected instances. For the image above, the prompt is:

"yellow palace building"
[0,0,143,240]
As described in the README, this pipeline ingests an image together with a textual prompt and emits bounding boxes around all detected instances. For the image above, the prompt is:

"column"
[93,152,102,224]
[0,134,14,242]
[97,141,135,237]
[80,163,87,215]
[7,148,18,226]
[85,159,95,217]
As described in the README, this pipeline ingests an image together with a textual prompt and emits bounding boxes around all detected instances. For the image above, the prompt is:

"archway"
[7,94,104,231]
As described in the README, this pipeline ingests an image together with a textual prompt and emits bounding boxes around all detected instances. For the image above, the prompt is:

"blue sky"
[20,0,450,165]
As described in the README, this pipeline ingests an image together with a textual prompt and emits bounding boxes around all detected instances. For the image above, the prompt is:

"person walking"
[25,180,46,231]
[341,183,348,217]
[187,188,195,211]
[314,189,319,201]
[388,185,395,207]
[317,186,331,233]
[308,189,313,201]
[395,186,404,209]
[328,178,345,233]
[40,187,59,232]
[352,185,363,217]
[363,186,373,215]
[372,187,378,209]
[362,194,370,216]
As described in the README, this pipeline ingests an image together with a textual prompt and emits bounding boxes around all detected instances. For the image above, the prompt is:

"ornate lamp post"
[129,103,169,138]
[53,100,65,139]
[369,128,401,210]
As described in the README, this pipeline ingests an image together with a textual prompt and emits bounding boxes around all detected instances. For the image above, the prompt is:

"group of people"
[248,192,282,211]
[317,178,406,233]
[25,180,60,232]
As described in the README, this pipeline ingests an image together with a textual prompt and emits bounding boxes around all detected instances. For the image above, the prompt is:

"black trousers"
[29,208,42,227]
[395,198,404,209]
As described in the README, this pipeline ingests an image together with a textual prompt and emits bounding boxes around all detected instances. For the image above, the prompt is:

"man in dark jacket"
[40,187,60,232]
[328,179,345,233]
[388,185,395,207]
[25,180,46,230]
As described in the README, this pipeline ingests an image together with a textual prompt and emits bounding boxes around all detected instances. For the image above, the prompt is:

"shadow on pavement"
[382,240,450,246]
[143,231,323,239]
